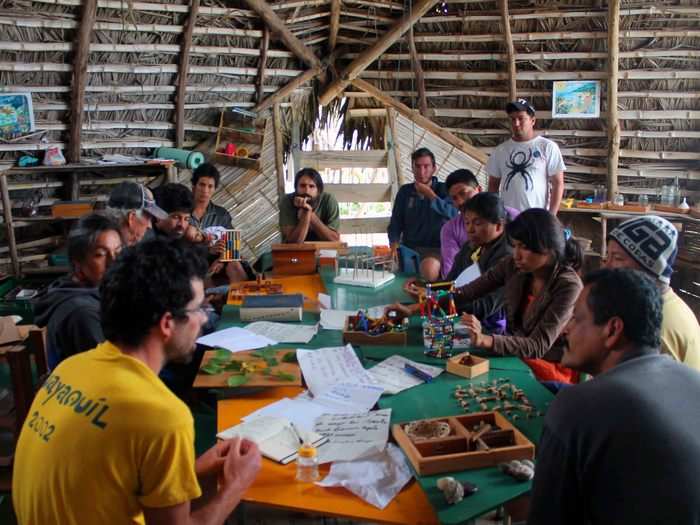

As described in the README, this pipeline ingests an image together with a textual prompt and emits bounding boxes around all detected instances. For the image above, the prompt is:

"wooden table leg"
[6,348,34,441]
[600,216,607,259]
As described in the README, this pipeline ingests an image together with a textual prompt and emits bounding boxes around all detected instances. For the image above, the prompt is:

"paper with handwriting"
[368,355,444,395]
[296,345,373,396]
[314,409,391,463]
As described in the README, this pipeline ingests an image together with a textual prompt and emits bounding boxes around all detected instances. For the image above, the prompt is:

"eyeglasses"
[172,304,214,319]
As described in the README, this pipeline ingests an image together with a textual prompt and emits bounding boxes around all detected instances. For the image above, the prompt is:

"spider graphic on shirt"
[504,149,536,191]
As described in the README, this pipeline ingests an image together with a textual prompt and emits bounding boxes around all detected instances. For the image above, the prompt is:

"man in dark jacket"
[33,214,122,368]
[529,268,700,525]
[387,148,456,281]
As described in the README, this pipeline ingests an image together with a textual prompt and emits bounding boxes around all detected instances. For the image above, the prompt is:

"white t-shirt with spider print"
[486,136,566,212]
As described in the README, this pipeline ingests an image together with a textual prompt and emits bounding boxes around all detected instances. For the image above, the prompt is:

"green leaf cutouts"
[227,374,250,387]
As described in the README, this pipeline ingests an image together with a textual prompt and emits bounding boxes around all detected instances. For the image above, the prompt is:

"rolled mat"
[154,147,205,170]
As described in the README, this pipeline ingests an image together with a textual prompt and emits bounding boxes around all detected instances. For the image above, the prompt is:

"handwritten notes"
[313,382,384,413]
[296,345,373,396]
[244,321,318,344]
[368,355,444,395]
[314,409,391,463]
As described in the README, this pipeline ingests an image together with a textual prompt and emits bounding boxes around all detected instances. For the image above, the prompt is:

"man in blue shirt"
[387,148,456,281]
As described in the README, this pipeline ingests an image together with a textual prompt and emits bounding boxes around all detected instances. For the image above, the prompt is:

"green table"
[214,269,553,524]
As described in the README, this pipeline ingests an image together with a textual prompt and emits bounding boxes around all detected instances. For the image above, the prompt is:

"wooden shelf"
[219,127,264,145]
[213,153,261,171]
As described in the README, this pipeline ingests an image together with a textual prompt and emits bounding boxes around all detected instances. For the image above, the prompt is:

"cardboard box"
[392,412,535,476]
[446,352,489,379]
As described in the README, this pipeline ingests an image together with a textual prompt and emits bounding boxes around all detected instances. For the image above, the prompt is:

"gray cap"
[506,98,536,116]
[108,182,168,220]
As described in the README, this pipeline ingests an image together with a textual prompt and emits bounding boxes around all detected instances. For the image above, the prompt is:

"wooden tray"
[392,412,534,476]
[446,352,489,379]
[194,348,302,388]
[607,203,651,213]
[575,201,607,210]
[653,204,690,215]
[343,315,407,346]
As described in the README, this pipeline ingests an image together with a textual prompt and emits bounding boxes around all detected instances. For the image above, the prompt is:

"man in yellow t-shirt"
[604,215,700,370]
[13,238,261,524]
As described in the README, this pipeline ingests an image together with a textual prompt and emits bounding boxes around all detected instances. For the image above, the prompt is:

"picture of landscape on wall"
[0,93,35,138]
[552,81,601,119]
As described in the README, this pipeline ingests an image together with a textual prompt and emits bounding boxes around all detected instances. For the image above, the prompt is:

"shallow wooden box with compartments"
[342,315,408,346]
[392,412,535,476]
[446,352,490,379]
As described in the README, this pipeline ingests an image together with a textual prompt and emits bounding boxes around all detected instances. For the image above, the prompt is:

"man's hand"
[403,277,422,299]
[219,437,262,495]
[207,259,224,277]
[461,313,488,348]
[414,181,437,200]
[195,440,232,479]
[293,195,313,211]
[385,302,416,318]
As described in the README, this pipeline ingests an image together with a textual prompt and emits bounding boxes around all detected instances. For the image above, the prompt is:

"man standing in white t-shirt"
[486,99,565,214]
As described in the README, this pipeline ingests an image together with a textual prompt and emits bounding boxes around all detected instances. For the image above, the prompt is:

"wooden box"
[271,243,317,275]
[51,201,94,218]
[392,412,535,476]
[446,352,489,379]
[342,315,407,346]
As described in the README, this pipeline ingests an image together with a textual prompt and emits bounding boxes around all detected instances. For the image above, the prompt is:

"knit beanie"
[608,215,678,284]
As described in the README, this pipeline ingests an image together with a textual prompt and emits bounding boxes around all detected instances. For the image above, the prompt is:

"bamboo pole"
[446,128,700,139]
[318,0,439,105]
[68,0,96,165]
[342,49,700,61]
[349,108,700,120]
[386,108,406,185]
[329,0,341,52]
[241,0,321,70]
[412,29,700,43]
[257,27,270,104]
[499,0,517,101]
[0,174,20,276]
[352,78,487,164]
[344,88,700,99]
[607,0,621,201]
[272,104,286,203]
[175,0,199,148]
[407,29,428,116]
[255,66,323,113]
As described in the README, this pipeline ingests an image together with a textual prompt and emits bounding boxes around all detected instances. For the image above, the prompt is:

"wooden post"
[176,0,199,148]
[408,29,428,116]
[257,27,270,104]
[0,174,20,276]
[255,66,322,113]
[272,104,287,202]
[386,108,406,186]
[351,78,488,164]
[67,0,97,163]
[318,0,439,105]
[241,0,321,70]
[329,0,341,53]
[607,0,621,200]
[499,0,517,100]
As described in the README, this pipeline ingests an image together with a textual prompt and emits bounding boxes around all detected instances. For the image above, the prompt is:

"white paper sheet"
[296,345,374,396]
[314,409,391,463]
[244,321,318,344]
[368,355,444,395]
[316,443,413,509]
[196,326,276,353]
[319,306,390,330]
[454,262,482,288]
[313,382,384,413]
[318,293,332,310]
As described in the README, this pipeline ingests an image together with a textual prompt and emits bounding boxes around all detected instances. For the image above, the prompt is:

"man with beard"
[279,168,340,243]
[13,238,261,524]
[153,183,195,239]
[528,268,700,525]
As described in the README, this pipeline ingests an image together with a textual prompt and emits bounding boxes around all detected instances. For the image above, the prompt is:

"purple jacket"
[440,206,519,278]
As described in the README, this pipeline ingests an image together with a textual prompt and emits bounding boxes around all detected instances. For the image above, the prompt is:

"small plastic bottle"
[296,442,320,482]
[679,197,690,210]
[639,194,649,207]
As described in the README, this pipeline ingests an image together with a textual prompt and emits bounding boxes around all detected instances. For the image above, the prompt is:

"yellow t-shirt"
[661,289,700,371]
[13,341,201,525]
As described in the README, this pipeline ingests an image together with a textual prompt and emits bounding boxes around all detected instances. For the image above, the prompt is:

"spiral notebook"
[217,415,327,464]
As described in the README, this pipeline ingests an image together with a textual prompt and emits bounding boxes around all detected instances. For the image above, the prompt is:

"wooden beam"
[67,0,96,163]
[241,0,321,70]
[0,174,19,276]
[407,29,428,116]
[318,0,439,105]
[175,0,199,148]
[257,27,270,104]
[272,104,286,203]
[607,0,620,201]
[351,78,488,164]
[499,0,516,100]
[324,183,392,202]
[339,217,390,234]
[255,66,322,113]
[329,0,341,52]
[386,108,406,186]
[298,150,388,169]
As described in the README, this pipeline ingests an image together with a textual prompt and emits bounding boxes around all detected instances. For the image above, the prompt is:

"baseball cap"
[506,98,536,116]
[108,182,168,220]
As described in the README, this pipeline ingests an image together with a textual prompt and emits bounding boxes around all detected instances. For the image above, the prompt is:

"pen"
[289,421,305,445]
[404,363,433,383]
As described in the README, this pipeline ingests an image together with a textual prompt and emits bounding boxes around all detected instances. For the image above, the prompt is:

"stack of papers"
[296,344,374,395]
[244,321,318,344]
[368,355,444,395]
[314,409,391,464]
[196,326,276,353]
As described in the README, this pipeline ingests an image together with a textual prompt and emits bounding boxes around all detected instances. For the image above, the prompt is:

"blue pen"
[404,363,433,383]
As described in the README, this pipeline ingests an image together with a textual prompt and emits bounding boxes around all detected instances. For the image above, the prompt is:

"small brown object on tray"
[446,352,489,379]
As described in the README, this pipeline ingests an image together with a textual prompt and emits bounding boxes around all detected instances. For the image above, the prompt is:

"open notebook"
[217,416,328,465]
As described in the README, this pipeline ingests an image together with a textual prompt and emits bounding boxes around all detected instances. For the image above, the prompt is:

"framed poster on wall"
[552,81,601,119]
[0,93,35,139]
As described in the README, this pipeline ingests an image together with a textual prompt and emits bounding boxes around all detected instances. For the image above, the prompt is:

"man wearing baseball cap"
[106,181,168,246]
[486,99,566,214]
[604,215,699,370]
